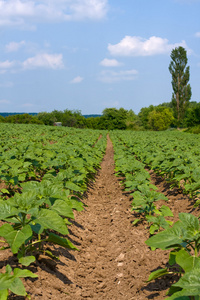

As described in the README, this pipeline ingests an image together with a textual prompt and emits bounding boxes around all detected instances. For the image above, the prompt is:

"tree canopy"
[169,46,192,127]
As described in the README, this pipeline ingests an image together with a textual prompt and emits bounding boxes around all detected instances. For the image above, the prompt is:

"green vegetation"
[169,46,192,127]
[0,123,107,299]
[111,130,200,299]
[146,213,200,299]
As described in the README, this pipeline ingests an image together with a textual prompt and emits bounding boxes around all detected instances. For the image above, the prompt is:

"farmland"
[0,124,200,299]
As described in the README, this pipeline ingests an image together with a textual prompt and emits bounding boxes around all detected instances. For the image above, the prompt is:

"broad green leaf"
[0,274,15,291]
[65,181,82,192]
[34,209,69,235]
[9,191,44,212]
[0,202,18,220]
[176,249,200,272]
[30,223,44,235]
[1,189,10,194]
[179,213,200,238]
[145,221,184,250]
[160,205,174,217]
[0,289,8,300]
[13,268,38,278]
[173,268,200,290]
[0,223,14,238]
[18,256,36,267]
[149,224,159,235]
[9,278,26,296]
[5,265,12,275]
[166,289,200,299]
[50,200,74,219]
[6,225,32,254]
[47,233,78,250]
[67,197,84,211]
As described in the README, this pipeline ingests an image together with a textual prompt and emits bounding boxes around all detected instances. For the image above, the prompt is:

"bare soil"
[1,135,199,299]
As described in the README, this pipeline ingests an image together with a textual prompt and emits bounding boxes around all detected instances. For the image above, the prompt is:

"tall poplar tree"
[169,46,191,126]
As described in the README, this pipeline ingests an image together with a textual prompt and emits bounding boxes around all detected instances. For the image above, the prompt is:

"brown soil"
[1,135,199,299]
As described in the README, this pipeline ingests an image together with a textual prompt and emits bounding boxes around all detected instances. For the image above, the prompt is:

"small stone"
[115,253,125,262]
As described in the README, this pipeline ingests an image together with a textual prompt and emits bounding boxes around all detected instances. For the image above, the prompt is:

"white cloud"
[99,69,138,83]
[22,53,64,69]
[69,0,108,20]
[195,32,200,38]
[0,0,108,28]
[100,58,122,67]
[108,36,189,56]
[0,53,64,72]
[70,76,84,84]
[0,60,16,73]
[0,60,15,69]
[5,41,26,52]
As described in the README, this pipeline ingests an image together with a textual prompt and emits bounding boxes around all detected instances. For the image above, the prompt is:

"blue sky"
[0,0,199,115]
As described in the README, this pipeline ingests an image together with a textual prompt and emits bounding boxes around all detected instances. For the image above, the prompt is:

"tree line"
[0,46,199,131]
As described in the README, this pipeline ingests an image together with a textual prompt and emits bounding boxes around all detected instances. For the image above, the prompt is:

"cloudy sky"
[0,0,200,114]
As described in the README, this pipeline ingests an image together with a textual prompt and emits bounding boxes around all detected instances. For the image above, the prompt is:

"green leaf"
[132,219,140,226]
[169,251,177,266]
[147,268,169,282]
[1,189,10,195]
[50,200,74,219]
[176,249,200,272]
[18,256,36,267]
[65,181,82,192]
[30,222,44,235]
[179,213,200,238]
[173,268,200,290]
[149,224,159,235]
[166,293,190,300]
[7,225,32,254]
[34,209,69,235]
[47,233,78,250]
[5,265,12,275]
[145,221,185,250]
[13,268,38,278]
[0,223,14,237]
[9,278,26,296]
[0,289,8,300]
[0,273,15,291]
[166,289,199,299]
[159,205,174,217]
[0,202,18,220]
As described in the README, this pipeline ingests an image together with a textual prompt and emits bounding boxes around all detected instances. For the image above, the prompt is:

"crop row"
[110,131,200,299]
[0,123,107,298]
[115,130,200,200]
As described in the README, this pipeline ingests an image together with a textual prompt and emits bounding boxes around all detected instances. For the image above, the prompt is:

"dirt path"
[25,135,172,300]
[3,134,198,299]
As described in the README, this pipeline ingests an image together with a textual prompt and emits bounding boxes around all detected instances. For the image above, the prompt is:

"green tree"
[126,109,140,130]
[101,107,128,130]
[169,46,192,127]
[138,105,155,129]
[148,107,174,131]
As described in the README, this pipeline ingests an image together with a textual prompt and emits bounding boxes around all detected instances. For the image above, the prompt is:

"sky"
[0,0,200,115]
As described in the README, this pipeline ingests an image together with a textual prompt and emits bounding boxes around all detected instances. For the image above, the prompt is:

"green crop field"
[1,123,200,299]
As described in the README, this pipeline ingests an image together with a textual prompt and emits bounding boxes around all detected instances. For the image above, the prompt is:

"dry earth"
[1,134,199,299]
